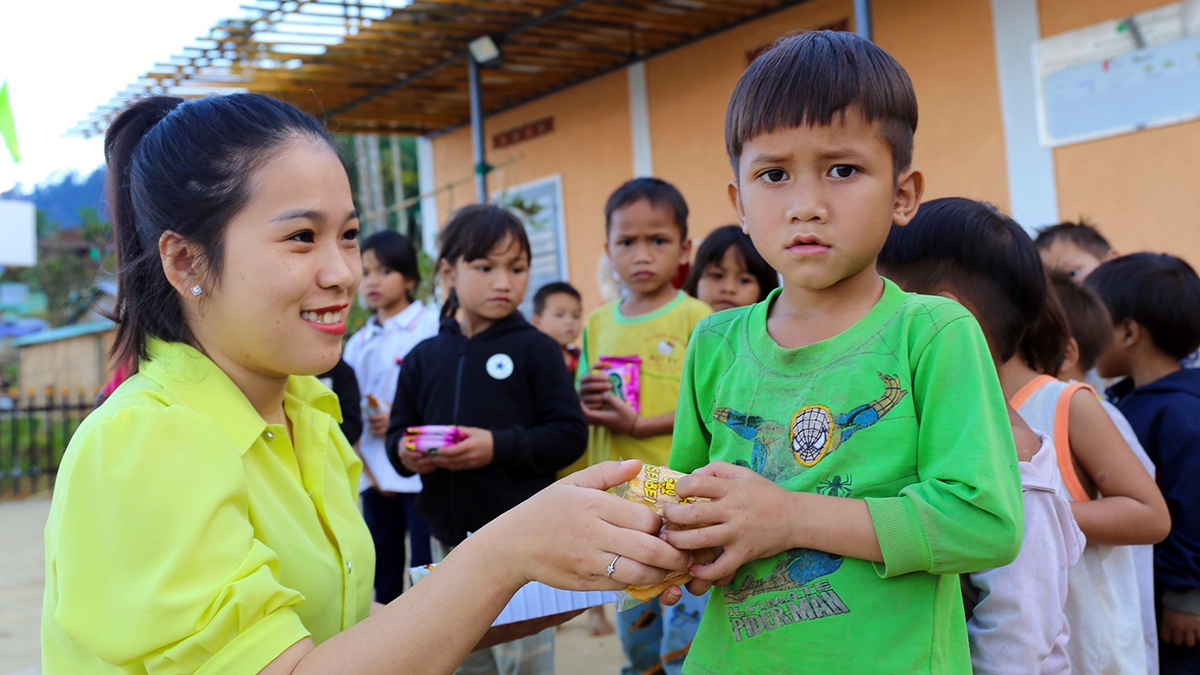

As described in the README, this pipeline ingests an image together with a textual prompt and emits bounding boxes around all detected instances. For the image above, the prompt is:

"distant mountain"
[1,167,107,230]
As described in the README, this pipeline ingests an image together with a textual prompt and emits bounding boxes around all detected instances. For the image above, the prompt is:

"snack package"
[595,355,641,413]
[403,425,467,454]
[362,393,387,417]
[617,464,718,609]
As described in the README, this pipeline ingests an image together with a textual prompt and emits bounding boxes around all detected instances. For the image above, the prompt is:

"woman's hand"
[478,460,690,592]
[431,427,494,471]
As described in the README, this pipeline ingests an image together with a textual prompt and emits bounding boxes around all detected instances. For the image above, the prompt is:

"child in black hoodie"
[1088,253,1200,674]
[386,204,586,675]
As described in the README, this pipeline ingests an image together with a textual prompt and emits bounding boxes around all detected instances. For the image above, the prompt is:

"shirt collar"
[382,300,428,331]
[140,339,341,454]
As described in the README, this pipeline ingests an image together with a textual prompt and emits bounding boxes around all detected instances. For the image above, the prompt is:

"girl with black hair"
[683,224,778,311]
[384,203,589,675]
[41,94,687,674]
[342,230,439,604]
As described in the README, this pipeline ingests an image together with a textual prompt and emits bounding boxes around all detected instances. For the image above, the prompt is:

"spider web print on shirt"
[714,372,908,483]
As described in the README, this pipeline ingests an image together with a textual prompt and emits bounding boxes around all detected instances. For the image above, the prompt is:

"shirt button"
[265,431,274,441]
[347,560,353,574]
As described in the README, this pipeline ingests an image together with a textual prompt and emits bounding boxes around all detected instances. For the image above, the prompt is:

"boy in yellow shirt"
[577,177,711,675]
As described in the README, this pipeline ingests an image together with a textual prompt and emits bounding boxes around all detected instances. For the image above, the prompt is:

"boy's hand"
[432,426,495,471]
[581,393,639,436]
[579,372,613,410]
[367,411,390,438]
[659,462,799,583]
[1162,608,1200,647]
[399,448,439,475]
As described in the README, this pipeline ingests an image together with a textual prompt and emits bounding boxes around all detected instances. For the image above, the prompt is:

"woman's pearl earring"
[190,285,203,297]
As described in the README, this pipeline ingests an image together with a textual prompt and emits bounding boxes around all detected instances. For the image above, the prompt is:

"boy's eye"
[289,230,315,244]
[343,228,360,240]
[760,169,788,183]
[654,237,668,246]
[828,165,857,179]
[739,275,757,286]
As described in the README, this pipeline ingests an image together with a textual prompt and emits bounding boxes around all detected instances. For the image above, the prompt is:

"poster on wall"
[493,175,568,319]
[1035,0,1200,147]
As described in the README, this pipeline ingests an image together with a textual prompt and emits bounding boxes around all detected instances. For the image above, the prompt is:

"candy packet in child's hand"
[403,425,467,454]
[363,394,387,417]
[595,356,641,413]
[616,464,718,610]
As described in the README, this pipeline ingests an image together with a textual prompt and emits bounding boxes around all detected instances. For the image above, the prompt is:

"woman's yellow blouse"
[42,340,375,673]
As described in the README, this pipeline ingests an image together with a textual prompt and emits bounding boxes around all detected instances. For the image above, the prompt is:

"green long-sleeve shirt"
[670,280,1023,674]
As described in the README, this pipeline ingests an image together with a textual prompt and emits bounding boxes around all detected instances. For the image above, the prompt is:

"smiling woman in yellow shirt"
[41,93,688,675]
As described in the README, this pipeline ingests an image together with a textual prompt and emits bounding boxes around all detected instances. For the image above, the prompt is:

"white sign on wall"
[0,199,36,267]
[1036,0,1200,146]
[493,175,568,319]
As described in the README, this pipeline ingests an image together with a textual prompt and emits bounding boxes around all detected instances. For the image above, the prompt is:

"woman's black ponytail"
[103,93,332,367]
[436,203,531,322]
[105,97,186,369]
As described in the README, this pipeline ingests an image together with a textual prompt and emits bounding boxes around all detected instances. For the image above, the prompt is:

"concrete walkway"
[0,494,625,675]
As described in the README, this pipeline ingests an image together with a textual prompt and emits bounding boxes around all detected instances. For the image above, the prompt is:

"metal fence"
[0,391,95,499]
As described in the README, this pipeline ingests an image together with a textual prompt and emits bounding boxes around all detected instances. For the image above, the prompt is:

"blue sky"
[0,0,247,191]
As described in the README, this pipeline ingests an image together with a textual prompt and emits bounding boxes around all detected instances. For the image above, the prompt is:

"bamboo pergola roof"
[74,0,808,138]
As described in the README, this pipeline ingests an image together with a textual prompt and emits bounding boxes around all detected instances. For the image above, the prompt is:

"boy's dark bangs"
[726,31,917,174]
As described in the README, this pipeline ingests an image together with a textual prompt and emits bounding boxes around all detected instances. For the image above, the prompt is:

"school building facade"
[89,0,1200,314]
[417,0,1200,311]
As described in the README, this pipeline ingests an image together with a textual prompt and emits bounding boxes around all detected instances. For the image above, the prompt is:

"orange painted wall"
[642,0,855,238]
[1040,0,1200,264]
[644,0,1011,245]
[427,0,1022,312]
[430,69,633,312]
[874,0,1010,210]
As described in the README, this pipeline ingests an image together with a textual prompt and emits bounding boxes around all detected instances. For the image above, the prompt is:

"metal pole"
[468,55,487,203]
[390,134,406,234]
[367,133,386,233]
[854,0,872,41]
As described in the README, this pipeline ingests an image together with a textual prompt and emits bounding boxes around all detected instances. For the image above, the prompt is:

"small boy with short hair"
[531,281,583,373]
[659,31,1024,673]
[1050,270,1160,670]
[1035,220,1119,281]
[1088,253,1200,673]
[578,176,711,675]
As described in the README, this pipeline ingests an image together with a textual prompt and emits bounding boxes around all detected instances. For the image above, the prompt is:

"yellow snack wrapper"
[618,464,718,607]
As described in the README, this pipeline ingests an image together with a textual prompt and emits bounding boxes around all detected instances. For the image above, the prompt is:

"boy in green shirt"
[658,31,1024,674]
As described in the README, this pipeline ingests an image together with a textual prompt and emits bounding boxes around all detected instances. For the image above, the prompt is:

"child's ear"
[678,235,693,266]
[728,180,747,232]
[891,168,924,227]
[1062,337,1081,374]
[530,313,542,328]
[438,259,455,289]
[1121,319,1142,349]
[936,290,961,304]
